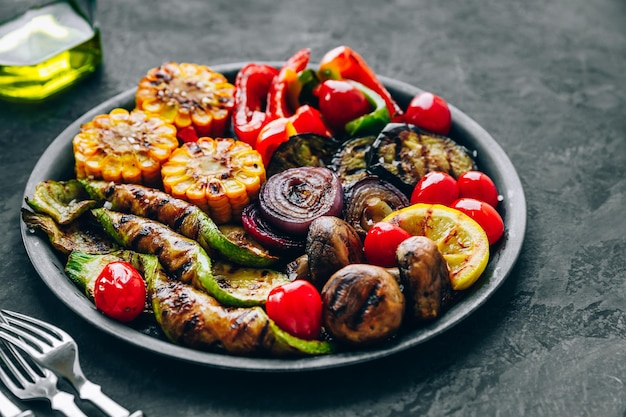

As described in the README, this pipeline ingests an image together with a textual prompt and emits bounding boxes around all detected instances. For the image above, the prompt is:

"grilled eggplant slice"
[329,135,376,187]
[81,180,278,267]
[368,123,475,194]
[343,175,410,239]
[266,133,339,178]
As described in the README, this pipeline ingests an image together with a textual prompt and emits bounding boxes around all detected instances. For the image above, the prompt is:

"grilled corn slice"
[161,137,266,224]
[73,108,179,187]
[136,62,236,138]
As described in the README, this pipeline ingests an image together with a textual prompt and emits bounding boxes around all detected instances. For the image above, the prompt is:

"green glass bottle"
[0,0,102,101]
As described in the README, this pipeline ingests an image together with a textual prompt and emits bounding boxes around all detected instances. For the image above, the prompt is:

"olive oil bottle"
[0,0,102,101]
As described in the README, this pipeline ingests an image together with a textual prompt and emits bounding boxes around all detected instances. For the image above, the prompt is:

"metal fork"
[0,389,34,417]
[0,330,88,416]
[0,310,143,417]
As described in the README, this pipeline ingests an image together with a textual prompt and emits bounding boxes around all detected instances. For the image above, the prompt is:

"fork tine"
[0,327,43,360]
[0,334,41,390]
[0,317,57,348]
[1,309,64,342]
[0,349,25,393]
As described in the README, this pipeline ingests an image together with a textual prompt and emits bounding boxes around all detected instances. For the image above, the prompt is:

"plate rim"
[20,62,527,372]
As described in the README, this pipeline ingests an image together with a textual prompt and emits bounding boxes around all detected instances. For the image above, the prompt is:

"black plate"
[21,62,526,372]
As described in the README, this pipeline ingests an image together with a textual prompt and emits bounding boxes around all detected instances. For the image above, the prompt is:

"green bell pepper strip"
[92,207,263,308]
[287,68,320,110]
[25,179,96,225]
[344,81,391,137]
[80,180,278,267]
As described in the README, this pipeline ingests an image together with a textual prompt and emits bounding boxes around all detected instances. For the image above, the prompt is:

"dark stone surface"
[0,0,625,415]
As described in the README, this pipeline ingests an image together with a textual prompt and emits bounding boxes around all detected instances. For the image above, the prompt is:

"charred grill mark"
[349,282,382,330]
[257,317,271,350]
[131,187,146,201]
[172,259,194,282]
[103,182,115,198]
[232,309,254,332]
[421,141,431,174]
[443,142,455,176]
[327,274,356,316]
[119,214,133,225]
[130,225,152,249]
[182,314,200,335]
[173,206,195,231]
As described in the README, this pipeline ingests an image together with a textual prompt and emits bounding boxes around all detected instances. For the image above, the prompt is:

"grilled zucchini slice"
[367,123,475,194]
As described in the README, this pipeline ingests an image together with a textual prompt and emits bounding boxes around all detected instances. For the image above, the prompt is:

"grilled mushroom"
[396,236,453,324]
[321,264,405,345]
[305,216,364,288]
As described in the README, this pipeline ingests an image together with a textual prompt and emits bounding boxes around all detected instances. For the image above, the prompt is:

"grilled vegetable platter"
[20,46,526,371]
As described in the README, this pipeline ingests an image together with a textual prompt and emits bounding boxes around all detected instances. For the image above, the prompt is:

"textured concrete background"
[0,0,625,415]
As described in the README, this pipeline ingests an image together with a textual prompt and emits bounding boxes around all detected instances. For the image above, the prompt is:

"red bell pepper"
[256,104,332,166]
[266,48,311,119]
[317,45,404,121]
[255,118,297,166]
[233,63,279,146]
[290,105,332,138]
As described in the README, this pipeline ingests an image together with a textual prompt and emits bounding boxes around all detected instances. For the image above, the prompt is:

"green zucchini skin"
[80,180,278,267]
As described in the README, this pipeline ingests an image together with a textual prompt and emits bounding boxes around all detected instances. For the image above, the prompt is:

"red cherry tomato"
[457,171,500,208]
[410,171,459,205]
[94,261,146,322]
[315,79,371,131]
[363,222,413,267]
[450,198,504,245]
[404,92,452,135]
[266,280,323,340]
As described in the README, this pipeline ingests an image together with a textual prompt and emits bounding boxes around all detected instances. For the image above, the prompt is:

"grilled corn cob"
[161,137,266,224]
[73,108,179,187]
[136,62,236,138]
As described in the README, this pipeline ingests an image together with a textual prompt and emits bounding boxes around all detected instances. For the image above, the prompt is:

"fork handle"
[79,380,143,417]
[50,391,89,417]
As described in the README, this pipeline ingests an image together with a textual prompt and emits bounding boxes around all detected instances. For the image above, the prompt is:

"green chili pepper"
[80,180,278,267]
[92,207,272,308]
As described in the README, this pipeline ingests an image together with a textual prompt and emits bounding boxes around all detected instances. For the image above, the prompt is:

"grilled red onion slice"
[241,203,304,253]
[258,167,343,236]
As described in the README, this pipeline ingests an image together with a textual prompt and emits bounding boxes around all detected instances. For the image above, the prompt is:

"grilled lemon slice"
[383,203,489,290]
